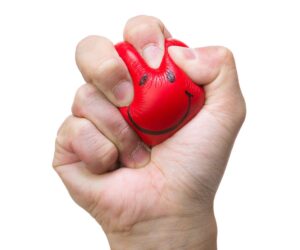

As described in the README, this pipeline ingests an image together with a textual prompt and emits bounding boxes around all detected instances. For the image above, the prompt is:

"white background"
[0,0,299,249]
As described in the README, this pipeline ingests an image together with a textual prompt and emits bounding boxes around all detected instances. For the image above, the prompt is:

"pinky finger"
[53,116,118,174]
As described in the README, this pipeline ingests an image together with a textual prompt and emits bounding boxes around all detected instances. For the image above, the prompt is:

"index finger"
[123,15,172,69]
[75,36,134,107]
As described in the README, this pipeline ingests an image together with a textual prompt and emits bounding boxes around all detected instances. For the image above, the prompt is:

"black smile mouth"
[127,91,193,135]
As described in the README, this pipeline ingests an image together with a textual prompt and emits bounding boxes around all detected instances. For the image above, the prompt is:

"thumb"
[168,46,246,130]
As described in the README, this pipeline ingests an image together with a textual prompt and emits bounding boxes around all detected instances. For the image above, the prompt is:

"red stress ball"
[115,39,205,146]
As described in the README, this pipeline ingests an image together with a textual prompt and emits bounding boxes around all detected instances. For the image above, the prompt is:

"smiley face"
[127,70,194,135]
[115,39,205,146]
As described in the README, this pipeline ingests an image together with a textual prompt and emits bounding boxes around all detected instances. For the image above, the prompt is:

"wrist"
[106,212,217,250]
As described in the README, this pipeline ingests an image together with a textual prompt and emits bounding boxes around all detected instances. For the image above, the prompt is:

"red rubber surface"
[115,39,205,146]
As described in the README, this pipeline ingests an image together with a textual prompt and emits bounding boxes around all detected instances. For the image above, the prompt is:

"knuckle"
[127,15,161,26]
[76,35,102,55]
[75,35,113,82]
[53,136,66,168]
[72,118,93,140]
[126,15,147,26]
[53,116,78,168]
[99,142,118,166]
[125,15,162,38]
[72,84,97,115]
[92,58,124,84]
[112,117,134,146]
[217,46,235,65]
[56,116,69,136]
[126,23,151,38]
[56,115,75,138]
[236,97,247,125]
[227,95,247,126]
[76,84,97,102]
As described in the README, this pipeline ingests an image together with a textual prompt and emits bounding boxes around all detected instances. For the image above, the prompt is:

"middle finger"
[72,83,150,168]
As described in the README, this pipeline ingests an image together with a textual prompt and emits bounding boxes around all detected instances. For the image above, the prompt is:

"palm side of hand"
[53,16,245,239]
[78,56,244,233]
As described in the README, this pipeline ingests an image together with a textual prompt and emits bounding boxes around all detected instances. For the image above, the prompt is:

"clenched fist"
[53,15,246,250]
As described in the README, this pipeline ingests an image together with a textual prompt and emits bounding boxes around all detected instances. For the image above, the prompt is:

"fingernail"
[112,81,133,106]
[142,44,164,69]
[131,142,150,167]
[168,46,197,60]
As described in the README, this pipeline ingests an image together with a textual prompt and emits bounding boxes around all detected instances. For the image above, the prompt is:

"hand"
[53,15,246,250]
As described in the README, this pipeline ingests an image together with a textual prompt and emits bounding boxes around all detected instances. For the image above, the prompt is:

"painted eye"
[166,70,175,83]
[139,74,148,86]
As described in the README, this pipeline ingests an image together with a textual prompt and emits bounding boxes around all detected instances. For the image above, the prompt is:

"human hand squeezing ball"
[53,16,246,250]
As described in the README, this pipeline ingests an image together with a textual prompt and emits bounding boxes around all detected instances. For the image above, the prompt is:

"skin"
[53,15,246,250]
